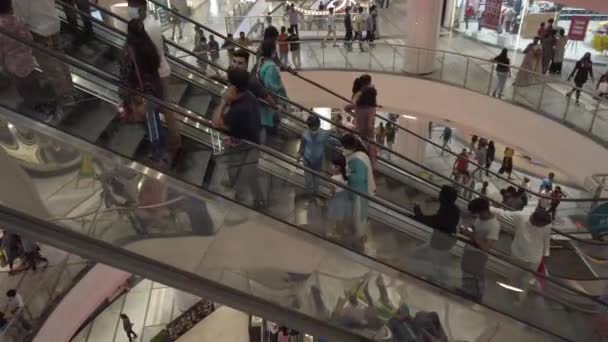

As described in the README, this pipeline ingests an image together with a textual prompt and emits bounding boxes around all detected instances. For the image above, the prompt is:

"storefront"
[445,0,608,63]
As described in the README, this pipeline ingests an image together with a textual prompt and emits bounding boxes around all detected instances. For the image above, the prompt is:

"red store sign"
[568,16,590,41]
[479,0,502,30]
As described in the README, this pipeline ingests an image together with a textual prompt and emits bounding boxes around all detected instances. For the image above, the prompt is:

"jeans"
[461,271,485,302]
[222,145,264,205]
[494,71,509,97]
[290,24,299,35]
[63,0,93,40]
[291,49,301,68]
[279,52,289,66]
[303,159,322,195]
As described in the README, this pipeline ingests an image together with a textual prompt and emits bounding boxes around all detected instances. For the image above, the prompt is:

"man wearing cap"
[493,205,553,302]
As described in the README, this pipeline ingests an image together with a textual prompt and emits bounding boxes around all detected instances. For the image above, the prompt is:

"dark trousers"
[63,0,93,39]
[125,329,137,342]
[498,156,513,176]
[344,29,353,49]
[568,80,586,102]
[290,24,299,35]
[354,31,364,50]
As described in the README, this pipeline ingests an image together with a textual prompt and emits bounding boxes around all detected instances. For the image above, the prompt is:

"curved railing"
[133,0,608,203]
[63,1,608,254]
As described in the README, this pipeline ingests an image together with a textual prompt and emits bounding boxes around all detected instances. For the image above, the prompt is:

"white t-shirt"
[144,17,171,78]
[493,208,551,265]
[13,0,61,37]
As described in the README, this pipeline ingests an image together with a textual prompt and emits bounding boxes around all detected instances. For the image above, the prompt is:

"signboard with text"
[479,0,502,30]
[568,16,590,41]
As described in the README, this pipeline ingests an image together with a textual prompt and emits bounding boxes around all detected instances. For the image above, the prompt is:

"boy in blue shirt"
[298,115,330,196]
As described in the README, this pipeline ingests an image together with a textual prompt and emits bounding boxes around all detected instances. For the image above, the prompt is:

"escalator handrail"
[72,8,608,252]
[9,23,608,293]
[50,5,608,250]
[0,206,364,342]
[90,0,608,204]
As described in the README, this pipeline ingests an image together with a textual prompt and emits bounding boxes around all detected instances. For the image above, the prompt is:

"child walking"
[298,115,330,197]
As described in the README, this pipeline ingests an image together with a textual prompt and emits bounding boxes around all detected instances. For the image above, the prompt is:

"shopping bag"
[599,82,608,94]
[536,259,548,290]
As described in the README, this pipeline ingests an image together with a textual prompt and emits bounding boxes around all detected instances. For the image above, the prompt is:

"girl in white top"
[322,7,338,47]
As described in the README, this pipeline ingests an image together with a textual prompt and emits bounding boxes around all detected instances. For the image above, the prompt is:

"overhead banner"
[568,16,590,41]
[479,0,502,30]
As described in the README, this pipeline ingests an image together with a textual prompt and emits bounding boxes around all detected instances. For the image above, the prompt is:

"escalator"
[0,26,606,341]
[60,0,608,289]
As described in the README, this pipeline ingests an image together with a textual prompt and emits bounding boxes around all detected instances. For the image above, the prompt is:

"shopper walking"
[208,35,220,66]
[62,0,94,47]
[13,0,79,123]
[344,6,353,51]
[193,35,210,72]
[344,86,378,167]
[120,19,165,160]
[485,141,495,175]
[298,115,330,197]
[139,8,181,153]
[375,122,386,146]
[453,149,471,185]
[598,70,608,98]
[341,134,376,252]
[460,198,500,302]
[386,122,396,151]
[287,4,300,35]
[491,48,511,98]
[212,67,265,207]
[513,37,542,87]
[287,27,301,69]
[540,29,556,74]
[550,28,567,75]
[258,40,288,144]
[120,314,138,342]
[222,33,236,64]
[365,5,378,47]
[0,0,58,120]
[277,26,290,67]
[498,146,514,179]
[566,52,594,105]
[353,6,365,51]
[413,186,460,286]
[539,172,555,192]
[6,289,32,333]
[439,126,452,155]
[494,205,553,303]
[322,7,338,47]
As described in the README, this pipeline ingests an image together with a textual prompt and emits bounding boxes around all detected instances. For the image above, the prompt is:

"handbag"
[119,48,147,123]
[599,82,608,94]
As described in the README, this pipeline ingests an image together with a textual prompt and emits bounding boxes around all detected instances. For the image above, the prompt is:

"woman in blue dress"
[258,40,288,144]
[341,134,376,251]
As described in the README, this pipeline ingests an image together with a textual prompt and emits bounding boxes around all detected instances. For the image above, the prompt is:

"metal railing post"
[392,46,396,73]
[536,83,546,110]
[368,48,372,69]
[439,52,445,80]
[416,49,421,74]
[322,43,325,68]
[486,64,495,95]
[563,96,571,121]
[463,58,470,87]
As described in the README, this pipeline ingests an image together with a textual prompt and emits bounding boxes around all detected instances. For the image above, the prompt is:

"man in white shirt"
[6,289,31,332]
[13,0,77,120]
[460,198,501,302]
[493,205,553,302]
[322,7,337,47]
[136,8,181,151]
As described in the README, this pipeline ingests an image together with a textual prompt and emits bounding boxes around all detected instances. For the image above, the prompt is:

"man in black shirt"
[344,6,353,51]
[413,185,460,285]
[212,68,265,207]
[287,28,301,68]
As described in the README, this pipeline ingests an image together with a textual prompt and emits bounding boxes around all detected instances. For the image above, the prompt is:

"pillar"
[403,0,443,74]
[394,114,428,176]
